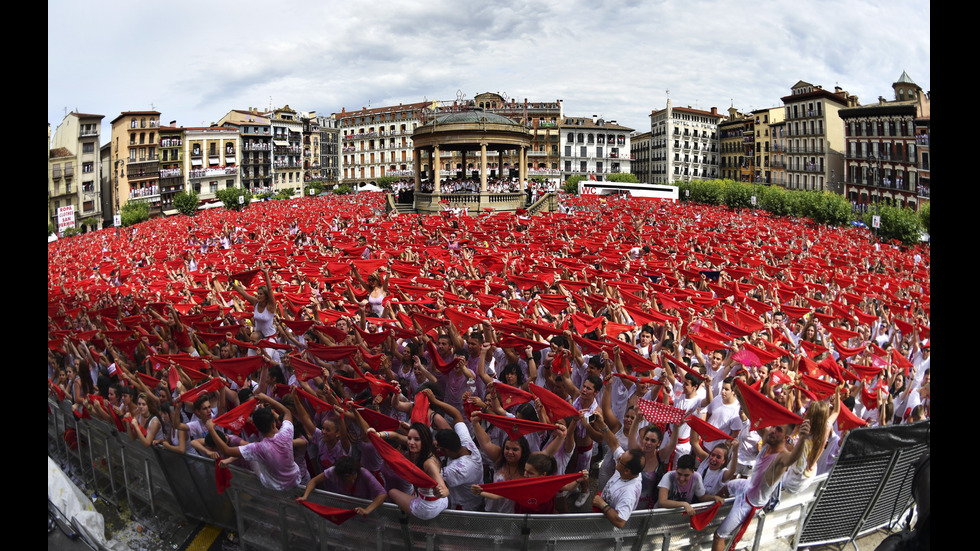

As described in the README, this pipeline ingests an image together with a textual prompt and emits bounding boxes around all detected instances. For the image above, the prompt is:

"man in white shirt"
[587,411,644,528]
[426,389,484,511]
[701,377,742,452]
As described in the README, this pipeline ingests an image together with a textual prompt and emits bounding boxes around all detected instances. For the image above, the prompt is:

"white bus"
[578,180,679,201]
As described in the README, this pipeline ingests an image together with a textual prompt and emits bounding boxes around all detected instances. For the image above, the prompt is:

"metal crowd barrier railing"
[47,394,929,551]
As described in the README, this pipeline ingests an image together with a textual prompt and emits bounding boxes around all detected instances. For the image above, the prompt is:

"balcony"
[79,128,98,138]
[159,168,183,178]
[129,185,159,199]
[52,167,62,180]
[127,168,159,180]
[845,178,916,194]
[128,155,159,165]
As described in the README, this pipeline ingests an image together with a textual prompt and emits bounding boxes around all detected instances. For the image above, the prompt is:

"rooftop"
[424,109,520,127]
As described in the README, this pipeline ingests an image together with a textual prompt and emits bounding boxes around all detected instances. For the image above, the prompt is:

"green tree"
[48,221,56,237]
[120,200,149,226]
[606,173,639,183]
[305,181,325,196]
[173,190,200,216]
[215,187,253,211]
[79,217,100,232]
[563,175,584,194]
[274,187,295,200]
[721,180,753,210]
[334,184,352,195]
[918,202,930,235]
[374,176,399,190]
[864,205,922,245]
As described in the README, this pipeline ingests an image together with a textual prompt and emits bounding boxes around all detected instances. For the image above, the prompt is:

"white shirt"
[441,422,483,510]
[602,447,642,523]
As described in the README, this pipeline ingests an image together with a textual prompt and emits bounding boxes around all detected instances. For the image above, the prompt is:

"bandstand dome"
[421,109,521,127]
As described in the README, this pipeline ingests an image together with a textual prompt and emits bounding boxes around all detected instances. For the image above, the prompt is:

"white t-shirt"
[657,470,706,504]
[601,447,643,523]
[441,422,483,511]
[703,397,742,450]
[238,420,302,491]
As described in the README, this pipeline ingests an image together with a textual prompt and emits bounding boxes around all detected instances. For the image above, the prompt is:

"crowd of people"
[48,191,929,546]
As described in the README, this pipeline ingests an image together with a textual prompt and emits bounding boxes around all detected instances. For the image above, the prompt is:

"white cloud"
[49,0,929,138]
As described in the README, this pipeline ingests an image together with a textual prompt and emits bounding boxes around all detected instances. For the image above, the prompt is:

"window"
[82,143,94,154]
[565,146,571,156]
[580,146,587,157]
[580,161,587,172]
[82,162,94,173]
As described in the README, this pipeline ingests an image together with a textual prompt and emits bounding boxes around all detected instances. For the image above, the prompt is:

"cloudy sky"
[49,0,929,138]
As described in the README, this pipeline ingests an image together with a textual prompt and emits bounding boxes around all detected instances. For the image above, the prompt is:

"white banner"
[57,205,75,234]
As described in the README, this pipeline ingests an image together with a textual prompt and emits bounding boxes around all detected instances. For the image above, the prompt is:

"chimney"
[711,107,718,116]
[170,120,176,126]
[592,115,597,124]
[835,86,843,94]
[879,96,886,104]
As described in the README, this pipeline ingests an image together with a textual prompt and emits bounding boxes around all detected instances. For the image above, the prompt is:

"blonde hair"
[802,400,830,469]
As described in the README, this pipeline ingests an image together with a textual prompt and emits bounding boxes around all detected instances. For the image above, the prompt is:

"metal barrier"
[47,395,930,551]
[796,422,931,550]
[223,466,827,551]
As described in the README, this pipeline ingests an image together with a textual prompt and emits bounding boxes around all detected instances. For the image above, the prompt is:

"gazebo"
[411,109,533,214]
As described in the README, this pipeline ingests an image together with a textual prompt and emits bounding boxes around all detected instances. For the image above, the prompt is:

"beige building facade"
[630,131,651,182]
[49,111,105,230]
[184,126,241,201]
[649,99,722,184]
[336,101,429,186]
[780,81,858,192]
[109,111,162,217]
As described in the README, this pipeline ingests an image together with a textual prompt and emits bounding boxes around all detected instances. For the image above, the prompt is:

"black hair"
[252,407,276,434]
[435,428,462,452]
[676,453,697,471]
[497,436,530,472]
[624,448,645,475]
[238,387,254,404]
[408,422,436,469]
[97,375,112,398]
[194,394,212,411]
[334,455,360,477]
[526,452,557,476]
[498,363,525,387]
[585,373,604,392]
[516,402,538,422]
[204,430,229,449]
